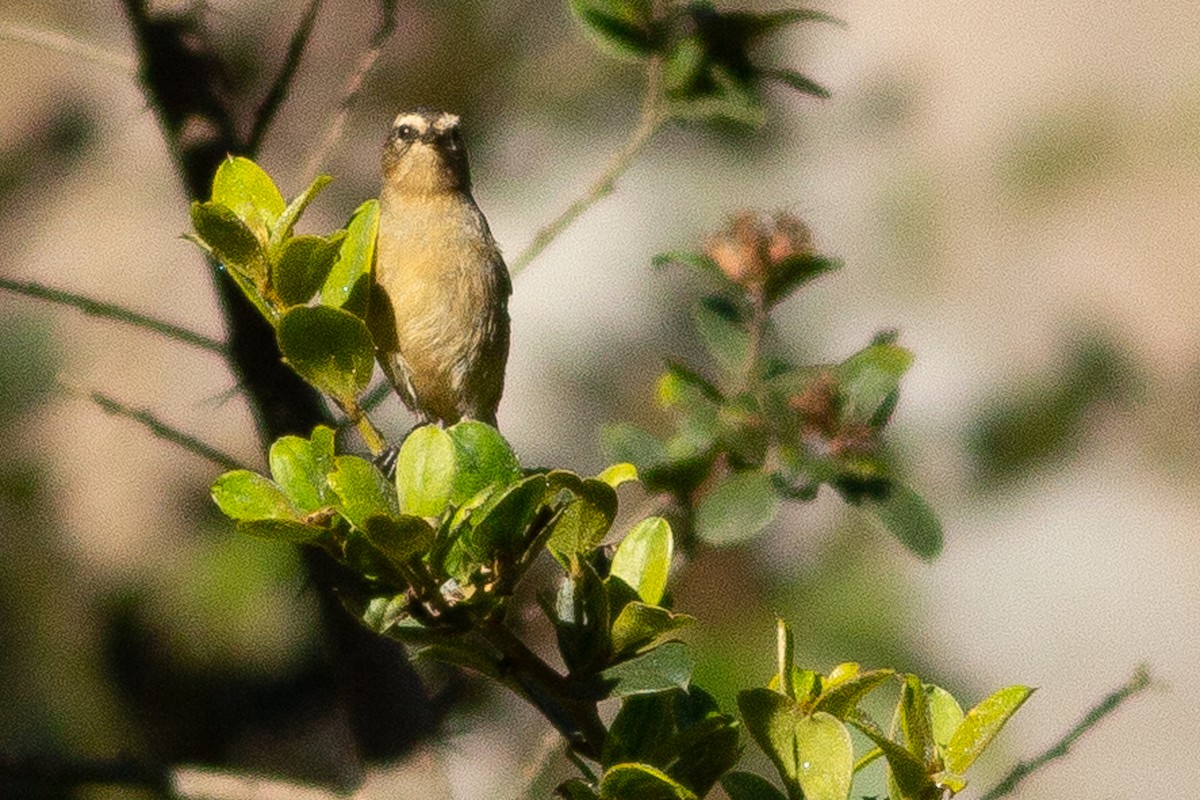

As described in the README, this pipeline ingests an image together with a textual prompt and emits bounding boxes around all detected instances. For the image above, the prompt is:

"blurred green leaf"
[720,771,788,800]
[793,712,853,800]
[211,155,285,239]
[603,423,668,471]
[277,305,375,404]
[601,641,694,697]
[866,482,943,560]
[189,201,266,279]
[651,250,733,290]
[327,455,399,529]
[694,471,781,546]
[212,470,298,521]
[446,420,522,504]
[267,426,335,513]
[395,425,457,518]
[943,685,1034,775]
[762,68,831,100]
[0,315,56,429]
[323,198,378,316]
[272,233,345,307]
[599,763,697,800]
[272,173,332,246]
[610,602,694,657]
[837,342,913,423]
[236,518,323,543]
[692,296,749,379]
[610,516,673,605]
[569,0,657,58]
[596,462,639,488]
[762,254,839,307]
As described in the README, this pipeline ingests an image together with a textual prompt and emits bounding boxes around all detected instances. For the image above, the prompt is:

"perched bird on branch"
[369,109,511,427]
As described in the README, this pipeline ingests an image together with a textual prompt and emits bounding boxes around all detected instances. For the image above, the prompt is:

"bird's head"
[382,109,472,195]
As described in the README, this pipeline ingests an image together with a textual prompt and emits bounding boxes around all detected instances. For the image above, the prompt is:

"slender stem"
[743,286,767,394]
[0,277,226,355]
[482,619,607,761]
[247,0,322,153]
[341,398,387,456]
[302,0,398,177]
[83,389,248,471]
[510,61,666,276]
[979,665,1153,800]
[0,22,135,73]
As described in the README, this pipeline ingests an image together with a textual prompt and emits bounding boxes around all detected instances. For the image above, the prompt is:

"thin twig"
[0,22,135,73]
[0,277,226,355]
[978,665,1154,800]
[247,0,322,154]
[509,61,665,276]
[85,389,248,472]
[302,0,398,177]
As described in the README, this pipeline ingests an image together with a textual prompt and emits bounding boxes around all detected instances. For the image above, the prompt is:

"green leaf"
[600,641,693,697]
[609,516,673,606]
[600,763,697,800]
[762,254,839,307]
[268,426,336,513]
[277,305,376,405]
[323,198,378,316]
[793,712,854,800]
[652,250,736,289]
[395,425,457,518]
[738,689,800,786]
[212,470,298,521]
[446,419,522,504]
[190,201,266,278]
[596,462,638,488]
[273,233,345,307]
[694,471,781,546]
[721,772,788,800]
[545,471,619,561]
[610,602,694,657]
[602,423,668,471]
[558,778,602,800]
[458,474,548,563]
[211,156,285,239]
[692,296,749,378]
[847,715,934,800]
[927,685,965,752]
[867,482,943,560]
[235,518,322,542]
[554,557,611,675]
[943,685,1034,775]
[569,0,657,59]
[363,514,435,568]
[763,68,831,100]
[812,668,895,721]
[603,692,678,770]
[326,455,399,529]
[897,674,936,768]
[837,343,913,423]
[272,173,332,246]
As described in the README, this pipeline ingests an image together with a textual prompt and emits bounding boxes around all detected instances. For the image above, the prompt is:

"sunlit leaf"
[446,419,522,504]
[610,602,694,656]
[212,470,297,521]
[793,712,853,800]
[599,763,697,800]
[277,305,375,404]
[268,426,335,512]
[395,424,457,518]
[943,685,1034,775]
[190,201,266,279]
[323,198,378,316]
[327,455,399,529]
[610,516,673,606]
[211,156,285,240]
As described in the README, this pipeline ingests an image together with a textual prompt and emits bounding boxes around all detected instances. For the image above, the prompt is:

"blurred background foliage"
[1,1,1198,798]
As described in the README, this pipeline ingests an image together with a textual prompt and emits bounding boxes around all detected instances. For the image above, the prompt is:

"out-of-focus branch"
[247,0,323,154]
[0,754,173,799]
[0,21,134,73]
[302,0,398,177]
[0,277,226,355]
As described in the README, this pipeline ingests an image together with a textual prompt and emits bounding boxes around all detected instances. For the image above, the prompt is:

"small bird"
[369,109,511,428]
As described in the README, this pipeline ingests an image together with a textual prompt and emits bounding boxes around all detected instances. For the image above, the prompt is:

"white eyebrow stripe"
[391,113,430,133]
[433,113,460,134]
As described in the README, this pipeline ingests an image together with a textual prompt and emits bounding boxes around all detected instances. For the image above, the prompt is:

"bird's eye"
[394,124,416,141]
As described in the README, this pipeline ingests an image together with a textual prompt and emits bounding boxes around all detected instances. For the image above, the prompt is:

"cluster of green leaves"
[723,621,1032,800]
[186,156,382,423]
[570,0,838,125]
[604,229,942,558]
